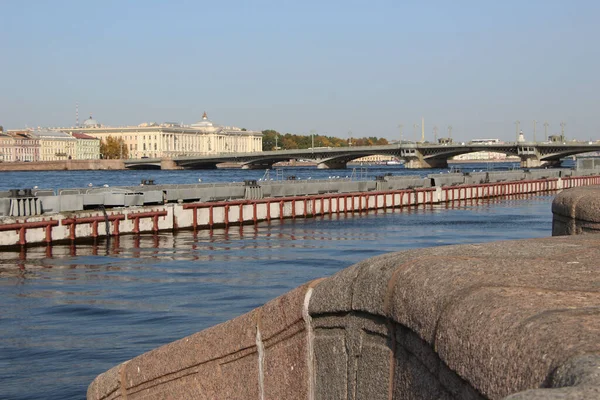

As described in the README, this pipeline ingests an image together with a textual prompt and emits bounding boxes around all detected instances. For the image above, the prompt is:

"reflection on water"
[0,194,554,400]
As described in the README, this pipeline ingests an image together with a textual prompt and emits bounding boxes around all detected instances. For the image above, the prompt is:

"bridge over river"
[125,141,600,170]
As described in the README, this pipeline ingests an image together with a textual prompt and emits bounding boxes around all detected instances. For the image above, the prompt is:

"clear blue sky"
[1,0,599,142]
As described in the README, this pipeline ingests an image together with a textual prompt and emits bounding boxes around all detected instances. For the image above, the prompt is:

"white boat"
[386,160,404,165]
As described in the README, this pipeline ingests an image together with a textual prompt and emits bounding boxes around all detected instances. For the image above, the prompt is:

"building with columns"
[62,113,263,159]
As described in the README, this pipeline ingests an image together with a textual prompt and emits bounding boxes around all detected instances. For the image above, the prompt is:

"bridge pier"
[160,159,183,170]
[518,146,543,169]
[520,157,542,168]
[404,157,448,169]
[317,160,347,169]
[242,162,274,170]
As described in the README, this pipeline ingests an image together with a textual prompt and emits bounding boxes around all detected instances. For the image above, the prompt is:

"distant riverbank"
[448,158,520,164]
[0,159,124,171]
[0,158,521,172]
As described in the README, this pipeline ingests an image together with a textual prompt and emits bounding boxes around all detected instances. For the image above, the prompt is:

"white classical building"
[62,113,263,159]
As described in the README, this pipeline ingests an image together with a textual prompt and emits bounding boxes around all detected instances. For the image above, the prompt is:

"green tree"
[0,125,3,132]
[262,130,389,150]
[100,136,128,159]
[262,129,281,151]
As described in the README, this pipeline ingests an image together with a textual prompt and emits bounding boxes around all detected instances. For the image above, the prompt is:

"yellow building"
[0,133,14,162]
[63,113,263,159]
[32,130,76,161]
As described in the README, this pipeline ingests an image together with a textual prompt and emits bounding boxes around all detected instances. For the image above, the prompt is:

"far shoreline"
[0,158,524,172]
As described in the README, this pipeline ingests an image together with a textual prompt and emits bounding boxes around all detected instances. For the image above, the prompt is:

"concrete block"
[0,198,10,216]
[142,190,163,204]
[59,194,84,212]
[123,194,144,207]
[39,196,59,213]
[83,194,105,206]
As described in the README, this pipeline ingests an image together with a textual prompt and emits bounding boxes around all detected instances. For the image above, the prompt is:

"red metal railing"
[0,219,59,245]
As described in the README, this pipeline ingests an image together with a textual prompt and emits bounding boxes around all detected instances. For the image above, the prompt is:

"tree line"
[262,130,388,151]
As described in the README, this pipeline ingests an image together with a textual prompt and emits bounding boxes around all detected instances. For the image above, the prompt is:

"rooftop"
[71,132,100,140]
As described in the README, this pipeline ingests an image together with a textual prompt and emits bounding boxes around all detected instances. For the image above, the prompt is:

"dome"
[82,116,100,127]
[191,111,214,128]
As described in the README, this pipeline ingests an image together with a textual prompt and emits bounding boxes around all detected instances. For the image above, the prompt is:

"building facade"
[32,130,77,161]
[0,133,15,162]
[353,154,396,163]
[453,151,520,161]
[72,133,100,160]
[1,130,40,162]
[63,113,263,159]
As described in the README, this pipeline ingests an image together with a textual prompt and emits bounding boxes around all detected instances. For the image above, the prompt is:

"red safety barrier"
[0,219,59,245]
[62,214,126,240]
[127,210,168,233]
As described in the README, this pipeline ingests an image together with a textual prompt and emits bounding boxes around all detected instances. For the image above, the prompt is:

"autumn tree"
[100,136,128,159]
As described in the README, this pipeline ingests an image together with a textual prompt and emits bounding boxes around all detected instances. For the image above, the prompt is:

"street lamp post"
[533,120,537,143]
[310,129,316,152]
[544,122,549,142]
[397,124,403,144]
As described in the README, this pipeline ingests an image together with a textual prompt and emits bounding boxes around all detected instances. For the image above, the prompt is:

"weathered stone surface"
[86,363,122,400]
[89,235,600,400]
[314,329,348,399]
[264,331,309,400]
[553,186,600,235]
[88,281,317,399]
[309,235,600,399]
[503,355,600,399]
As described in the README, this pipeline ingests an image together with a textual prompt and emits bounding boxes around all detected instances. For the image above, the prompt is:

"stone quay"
[85,185,600,399]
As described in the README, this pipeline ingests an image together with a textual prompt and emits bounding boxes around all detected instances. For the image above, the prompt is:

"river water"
[0,164,557,399]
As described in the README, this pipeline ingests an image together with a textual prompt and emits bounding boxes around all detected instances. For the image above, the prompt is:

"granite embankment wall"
[552,185,600,235]
[87,185,600,400]
[3,175,600,248]
[87,235,600,400]
[0,159,124,171]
